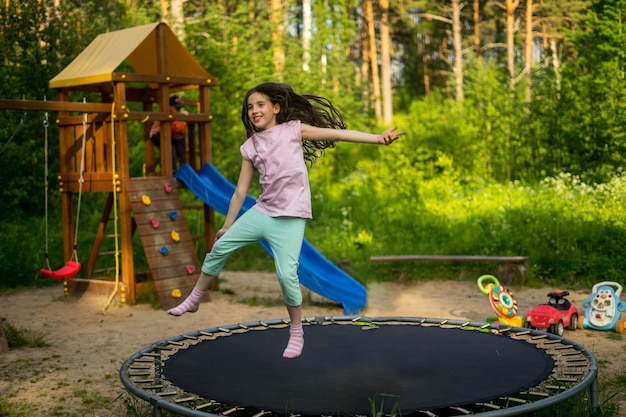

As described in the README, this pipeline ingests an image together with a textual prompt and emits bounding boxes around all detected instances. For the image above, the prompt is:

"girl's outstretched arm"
[301,124,405,145]
[216,159,254,240]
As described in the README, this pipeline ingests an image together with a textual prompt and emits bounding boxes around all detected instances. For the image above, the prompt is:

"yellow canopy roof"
[50,22,212,89]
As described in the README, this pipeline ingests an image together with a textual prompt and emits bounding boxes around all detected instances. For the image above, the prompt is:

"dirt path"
[0,272,624,416]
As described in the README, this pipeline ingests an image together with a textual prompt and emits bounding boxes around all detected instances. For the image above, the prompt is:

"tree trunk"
[271,0,285,77]
[170,0,185,42]
[525,0,533,102]
[365,0,381,119]
[380,0,393,123]
[303,0,311,72]
[452,0,464,102]
[474,0,481,61]
[506,0,520,90]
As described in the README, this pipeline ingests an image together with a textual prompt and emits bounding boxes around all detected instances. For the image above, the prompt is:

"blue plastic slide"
[175,163,367,315]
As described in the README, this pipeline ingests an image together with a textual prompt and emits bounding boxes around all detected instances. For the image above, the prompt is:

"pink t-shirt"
[240,120,312,219]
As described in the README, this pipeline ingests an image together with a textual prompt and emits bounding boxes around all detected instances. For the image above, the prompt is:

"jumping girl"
[167,82,405,358]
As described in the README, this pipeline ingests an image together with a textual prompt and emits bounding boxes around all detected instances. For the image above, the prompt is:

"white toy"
[580,281,625,333]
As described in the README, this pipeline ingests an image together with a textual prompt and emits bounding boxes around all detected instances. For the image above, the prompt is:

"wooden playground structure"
[0,22,218,309]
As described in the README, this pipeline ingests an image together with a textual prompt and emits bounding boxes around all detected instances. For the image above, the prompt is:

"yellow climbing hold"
[171,230,180,242]
[141,194,151,206]
[171,288,182,298]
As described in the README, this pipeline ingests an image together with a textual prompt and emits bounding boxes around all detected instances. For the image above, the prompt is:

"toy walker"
[477,275,525,327]
[580,281,625,333]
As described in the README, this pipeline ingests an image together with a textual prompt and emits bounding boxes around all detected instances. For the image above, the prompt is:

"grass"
[2,319,48,348]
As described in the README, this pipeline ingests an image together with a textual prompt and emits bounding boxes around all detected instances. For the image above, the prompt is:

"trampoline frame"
[120,316,599,417]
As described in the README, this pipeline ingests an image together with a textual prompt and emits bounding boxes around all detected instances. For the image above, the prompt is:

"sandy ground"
[0,272,624,416]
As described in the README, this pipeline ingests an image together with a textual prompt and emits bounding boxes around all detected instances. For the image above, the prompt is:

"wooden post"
[0,317,9,352]
[114,82,135,303]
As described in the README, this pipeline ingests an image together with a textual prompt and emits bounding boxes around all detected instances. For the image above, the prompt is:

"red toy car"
[525,291,579,336]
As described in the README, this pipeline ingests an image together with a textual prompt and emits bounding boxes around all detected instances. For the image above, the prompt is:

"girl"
[167,82,404,358]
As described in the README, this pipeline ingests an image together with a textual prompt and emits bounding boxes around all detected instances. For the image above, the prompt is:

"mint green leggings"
[201,208,306,306]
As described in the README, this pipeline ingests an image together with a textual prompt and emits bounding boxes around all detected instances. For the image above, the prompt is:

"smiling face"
[247,92,280,131]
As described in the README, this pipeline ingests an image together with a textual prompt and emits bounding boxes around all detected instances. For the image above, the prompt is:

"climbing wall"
[126,177,207,310]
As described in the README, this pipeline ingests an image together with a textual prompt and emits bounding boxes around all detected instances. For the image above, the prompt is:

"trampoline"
[120,317,598,417]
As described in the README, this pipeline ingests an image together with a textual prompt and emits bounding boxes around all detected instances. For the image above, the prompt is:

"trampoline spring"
[479,323,491,329]
[251,411,271,417]
[350,316,363,322]
[183,335,198,340]
[155,345,174,350]
[478,402,501,410]
[156,391,177,397]
[449,406,472,414]
[128,371,151,376]
[199,331,214,337]
[544,339,565,345]
[531,334,548,340]
[218,327,232,333]
[137,355,158,360]
[131,379,155,384]
[168,340,185,346]
[557,377,580,383]
[259,321,269,327]
[174,396,198,403]
[195,400,217,410]
[237,323,249,330]
[438,319,449,326]
[130,364,152,369]
[502,396,528,404]
[560,351,583,357]
[565,357,588,363]
[546,385,567,391]
[142,384,164,390]
[513,330,531,336]
[564,371,584,376]
[526,391,550,398]
[221,406,244,415]
[418,410,438,416]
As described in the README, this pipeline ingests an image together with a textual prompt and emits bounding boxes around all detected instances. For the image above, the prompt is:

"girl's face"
[247,92,280,131]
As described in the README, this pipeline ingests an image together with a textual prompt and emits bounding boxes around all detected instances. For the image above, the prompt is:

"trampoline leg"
[153,406,163,417]
[590,375,599,413]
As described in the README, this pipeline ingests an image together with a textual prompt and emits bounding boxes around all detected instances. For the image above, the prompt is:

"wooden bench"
[370,255,529,284]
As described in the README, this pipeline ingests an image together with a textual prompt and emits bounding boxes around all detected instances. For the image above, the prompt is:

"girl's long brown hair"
[241,82,347,164]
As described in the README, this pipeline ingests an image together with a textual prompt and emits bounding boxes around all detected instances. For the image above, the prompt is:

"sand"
[0,272,624,416]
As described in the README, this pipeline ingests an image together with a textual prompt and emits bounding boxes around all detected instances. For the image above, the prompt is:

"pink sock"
[282,324,304,358]
[167,288,204,316]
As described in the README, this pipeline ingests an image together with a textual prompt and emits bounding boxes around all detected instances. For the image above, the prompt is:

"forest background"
[0,0,625,292]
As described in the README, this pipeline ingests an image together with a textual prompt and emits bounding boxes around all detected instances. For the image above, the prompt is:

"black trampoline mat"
[163,323,554,415]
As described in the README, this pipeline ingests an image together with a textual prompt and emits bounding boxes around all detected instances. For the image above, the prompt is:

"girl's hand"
[215,227,228,241]
[380,126,406,145]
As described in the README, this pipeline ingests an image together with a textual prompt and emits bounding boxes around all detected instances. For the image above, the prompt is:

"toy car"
[580,281,625,333]
[525,291,578,336]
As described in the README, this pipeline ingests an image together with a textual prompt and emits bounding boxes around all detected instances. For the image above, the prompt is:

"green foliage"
[309,163,626,288]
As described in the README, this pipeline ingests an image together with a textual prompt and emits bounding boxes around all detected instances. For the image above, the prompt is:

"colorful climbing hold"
[171,231,180,242]
[169,210,177,221]
[159,246,169,256]
[141,194,151,206]
[150,218,160,228]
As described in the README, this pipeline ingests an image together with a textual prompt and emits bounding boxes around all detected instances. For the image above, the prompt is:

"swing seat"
[40,261,81,280]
